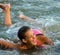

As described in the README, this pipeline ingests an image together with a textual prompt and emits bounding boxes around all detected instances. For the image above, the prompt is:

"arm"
[37,35,54,45]
[0,3,11,26]
[0,38,16,49]
[18,14,34,22]
[43,36,54,45]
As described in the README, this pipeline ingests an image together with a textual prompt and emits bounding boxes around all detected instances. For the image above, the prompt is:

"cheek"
[26,37,32,42]
[27,38,33,43]
[28,38,32,41]
[30,37,36,41]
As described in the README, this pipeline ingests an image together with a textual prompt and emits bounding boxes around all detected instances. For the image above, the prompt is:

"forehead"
[24,29,34,37]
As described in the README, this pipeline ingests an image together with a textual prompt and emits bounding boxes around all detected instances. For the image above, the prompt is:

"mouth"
[33,40,37,45]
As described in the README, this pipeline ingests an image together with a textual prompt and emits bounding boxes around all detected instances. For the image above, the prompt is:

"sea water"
[0,0,60,55]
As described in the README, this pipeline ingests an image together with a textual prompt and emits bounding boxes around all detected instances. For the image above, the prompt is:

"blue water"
[0,0,60,55]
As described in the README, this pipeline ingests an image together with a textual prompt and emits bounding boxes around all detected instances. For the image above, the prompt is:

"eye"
[32,32,35,35]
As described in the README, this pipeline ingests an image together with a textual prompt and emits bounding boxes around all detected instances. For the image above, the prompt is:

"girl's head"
[18,26,30,41]
[17,26,37,46]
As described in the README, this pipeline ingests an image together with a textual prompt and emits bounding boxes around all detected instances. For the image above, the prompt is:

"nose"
[32,35,36,39]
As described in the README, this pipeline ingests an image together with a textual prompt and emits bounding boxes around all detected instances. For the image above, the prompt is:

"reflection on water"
[0,0,60,55]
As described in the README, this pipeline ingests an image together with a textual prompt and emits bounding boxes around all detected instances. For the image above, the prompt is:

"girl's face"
[24,29,37,46]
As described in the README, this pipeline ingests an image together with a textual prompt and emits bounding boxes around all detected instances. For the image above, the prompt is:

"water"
[0,0,60,55]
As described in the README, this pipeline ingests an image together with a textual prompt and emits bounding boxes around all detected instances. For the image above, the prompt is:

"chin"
[32,43,37,45]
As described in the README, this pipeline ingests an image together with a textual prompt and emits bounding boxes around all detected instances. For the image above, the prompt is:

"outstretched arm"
[0,38,16,49]
[18,13,34,22]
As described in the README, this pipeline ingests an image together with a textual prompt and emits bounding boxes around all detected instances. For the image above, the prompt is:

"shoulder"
[15,44,28,50]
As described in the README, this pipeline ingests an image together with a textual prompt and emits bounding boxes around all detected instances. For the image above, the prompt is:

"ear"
[22,39,27,43]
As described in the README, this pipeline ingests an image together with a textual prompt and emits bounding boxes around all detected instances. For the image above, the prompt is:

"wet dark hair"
[17,26,30,41]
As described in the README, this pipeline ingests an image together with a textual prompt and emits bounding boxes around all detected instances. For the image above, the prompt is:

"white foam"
[54,40,60,46]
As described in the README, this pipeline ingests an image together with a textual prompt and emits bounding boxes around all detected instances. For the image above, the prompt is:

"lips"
[33,39,37,45]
